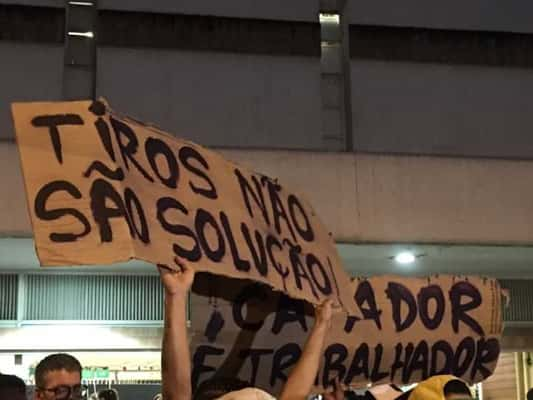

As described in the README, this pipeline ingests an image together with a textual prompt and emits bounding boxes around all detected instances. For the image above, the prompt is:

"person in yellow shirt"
[396,375,472,400]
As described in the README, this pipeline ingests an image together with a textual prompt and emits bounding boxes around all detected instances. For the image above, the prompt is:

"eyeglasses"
[38,384,88,400]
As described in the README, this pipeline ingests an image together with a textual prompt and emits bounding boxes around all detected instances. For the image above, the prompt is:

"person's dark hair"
[527,387,533,400]
[346,390,365,399]
[98,388,119,400]
[194,377,250,400]
[443,379,471,397]
[0,373,26,399]
[0,373,26,392]
[35,353,82,388]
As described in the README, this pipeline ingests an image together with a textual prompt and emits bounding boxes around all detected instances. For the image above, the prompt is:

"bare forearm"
[162,293,191,400]
[280,322,328,400]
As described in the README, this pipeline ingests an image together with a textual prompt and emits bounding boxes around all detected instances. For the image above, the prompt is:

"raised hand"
[314,299,334,328]
[158,257,195,297]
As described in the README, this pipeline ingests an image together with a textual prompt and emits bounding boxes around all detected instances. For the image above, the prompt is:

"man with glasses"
[34,353,87,400]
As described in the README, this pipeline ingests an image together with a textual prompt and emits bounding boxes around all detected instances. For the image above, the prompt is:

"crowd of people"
[0,257,528,400]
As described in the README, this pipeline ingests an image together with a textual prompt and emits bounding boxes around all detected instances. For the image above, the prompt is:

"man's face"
[35,369,82,400]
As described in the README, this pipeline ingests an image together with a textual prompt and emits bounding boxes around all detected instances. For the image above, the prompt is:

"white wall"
[0,43,323,148]
[97,47,323,149]
[0,326,162,351]
[0,325,162,380]
[0,42,63,139]
[350,60,533,158]
[4,42,533,157]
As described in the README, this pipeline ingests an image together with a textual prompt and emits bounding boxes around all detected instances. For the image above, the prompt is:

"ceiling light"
[319,13,340,24]
[68,1,94,5]
[394,251,416,265]
[68,31,94,38]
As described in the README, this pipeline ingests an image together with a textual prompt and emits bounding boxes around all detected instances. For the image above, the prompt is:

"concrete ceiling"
[337,243,533,278]
[0,238,531,278]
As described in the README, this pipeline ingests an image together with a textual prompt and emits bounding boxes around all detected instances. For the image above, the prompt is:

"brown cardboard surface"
[12,99,356,312]
[190,273,502,394]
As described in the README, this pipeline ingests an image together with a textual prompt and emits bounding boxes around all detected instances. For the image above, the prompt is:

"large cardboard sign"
[190,273,503,394]
[12,100,356,312]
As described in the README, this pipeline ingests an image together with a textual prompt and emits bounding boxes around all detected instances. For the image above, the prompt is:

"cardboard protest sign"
[12,100,356,312]
[190,273,503,394]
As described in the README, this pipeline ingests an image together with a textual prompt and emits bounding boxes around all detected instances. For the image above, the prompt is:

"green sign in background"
[82,367,110,379]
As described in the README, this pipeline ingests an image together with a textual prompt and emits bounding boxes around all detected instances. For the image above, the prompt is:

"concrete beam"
[2,142,533,245]
[215,150,533,245]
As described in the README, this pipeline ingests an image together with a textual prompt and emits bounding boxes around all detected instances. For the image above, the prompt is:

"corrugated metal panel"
[18,275,533,322]
[500,279,533,323]
[25,275,163,321]
[0,274,17,320]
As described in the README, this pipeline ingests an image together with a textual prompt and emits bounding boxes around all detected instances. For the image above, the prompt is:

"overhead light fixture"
[319,13,340,24]
[68,1,94,5]
[68,31,94,38]
[394,251,416,265]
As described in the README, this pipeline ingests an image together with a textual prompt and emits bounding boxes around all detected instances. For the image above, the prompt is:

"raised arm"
[159,258,195,400]
[279,300,333,400]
